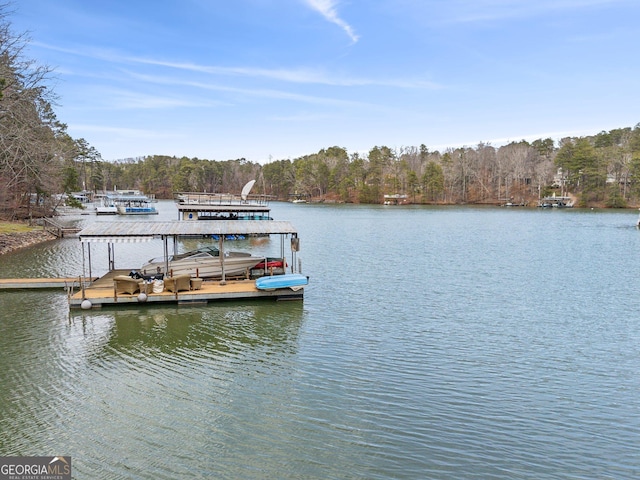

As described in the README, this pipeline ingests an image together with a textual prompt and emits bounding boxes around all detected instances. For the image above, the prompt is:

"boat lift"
[77,220,301,287]
[69,220,305,308]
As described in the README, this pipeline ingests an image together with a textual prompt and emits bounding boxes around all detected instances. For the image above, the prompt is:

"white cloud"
[33,41,439,89]
[303,0,359,43]
[125,71,374,107]
[33,37,446,92]
[128,57,441,89]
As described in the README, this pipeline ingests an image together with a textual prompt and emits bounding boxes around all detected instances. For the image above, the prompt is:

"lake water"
[1,202,640,479]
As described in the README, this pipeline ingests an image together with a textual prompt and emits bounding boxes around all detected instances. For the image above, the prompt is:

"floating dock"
[537,195,574,208]
[67,271,304,309]
[70,219,306,309]
[174,187,272,221]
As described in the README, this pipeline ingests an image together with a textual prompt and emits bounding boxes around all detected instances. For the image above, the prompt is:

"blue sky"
[11,0,640,163]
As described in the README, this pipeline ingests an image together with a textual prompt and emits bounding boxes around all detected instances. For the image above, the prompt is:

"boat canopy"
[78,220,298,243]
[176,204,271,213]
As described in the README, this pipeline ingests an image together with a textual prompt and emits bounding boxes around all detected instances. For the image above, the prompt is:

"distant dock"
[174,189,272,221]
[537,195,574,208]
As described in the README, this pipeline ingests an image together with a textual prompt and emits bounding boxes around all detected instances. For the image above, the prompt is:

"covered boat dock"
[176,203,272,221]
[173,190,272,221]
[70,220,305,309]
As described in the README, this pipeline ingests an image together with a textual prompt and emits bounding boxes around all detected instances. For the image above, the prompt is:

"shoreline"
[0,229,58,255]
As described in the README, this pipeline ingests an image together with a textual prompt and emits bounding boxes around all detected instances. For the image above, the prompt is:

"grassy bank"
[0,221,38,234]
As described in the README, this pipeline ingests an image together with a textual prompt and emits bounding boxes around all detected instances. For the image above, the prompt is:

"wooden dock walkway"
[9,218,308,309]
[69,271,304,309]
[0,277,97,290]
[41,217,82,237]
[0,271,305,308]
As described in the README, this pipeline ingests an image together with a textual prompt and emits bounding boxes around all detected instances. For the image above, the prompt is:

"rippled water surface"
[1,202,640,479]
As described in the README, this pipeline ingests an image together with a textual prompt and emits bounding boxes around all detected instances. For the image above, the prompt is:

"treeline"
[6,116,640,218]
[265,128,640,207]
[68,124,640,209]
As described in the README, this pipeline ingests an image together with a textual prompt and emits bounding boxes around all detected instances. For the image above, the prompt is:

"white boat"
[140,246,265,278]
[112,191,158,215]
[383,194,408,205]
[537,195,573,208]
[94,195,118,215]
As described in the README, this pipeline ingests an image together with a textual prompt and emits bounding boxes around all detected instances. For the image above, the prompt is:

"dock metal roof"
[78,220,298,243]
[176,204,270,212]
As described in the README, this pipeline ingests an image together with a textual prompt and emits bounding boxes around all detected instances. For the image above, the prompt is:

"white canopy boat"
[94,195,118,215]
[140,246,265,278]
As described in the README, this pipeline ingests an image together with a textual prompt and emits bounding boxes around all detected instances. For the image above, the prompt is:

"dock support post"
[219,236,226,285]
[87,244,92,280]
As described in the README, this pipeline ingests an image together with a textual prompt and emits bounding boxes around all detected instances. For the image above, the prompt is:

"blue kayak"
[255,274,308,290]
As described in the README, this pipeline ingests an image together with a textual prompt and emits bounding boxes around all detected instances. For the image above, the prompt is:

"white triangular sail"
[241,180,256,201]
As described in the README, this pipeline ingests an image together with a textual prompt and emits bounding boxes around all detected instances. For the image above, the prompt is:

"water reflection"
[70,300,305,359]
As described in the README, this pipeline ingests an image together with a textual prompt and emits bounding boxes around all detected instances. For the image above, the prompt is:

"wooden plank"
[68,277,303,308]
[0,277,97,289]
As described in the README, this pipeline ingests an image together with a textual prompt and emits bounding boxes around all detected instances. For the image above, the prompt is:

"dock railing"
[40,217,81,238]
[173,191,272,206]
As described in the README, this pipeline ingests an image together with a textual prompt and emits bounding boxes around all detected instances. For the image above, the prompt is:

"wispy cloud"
[106,89,227,110]
[32,41,440,89]
[129,57,441,89]
[128,58,339,84]
[126,71,374,107]
[303,0,359,43]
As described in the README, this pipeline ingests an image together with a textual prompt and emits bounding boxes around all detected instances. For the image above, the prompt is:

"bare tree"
[0,4,66,218]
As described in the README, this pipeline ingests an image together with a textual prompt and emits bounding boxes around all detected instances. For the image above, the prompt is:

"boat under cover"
[141,246,264,278]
